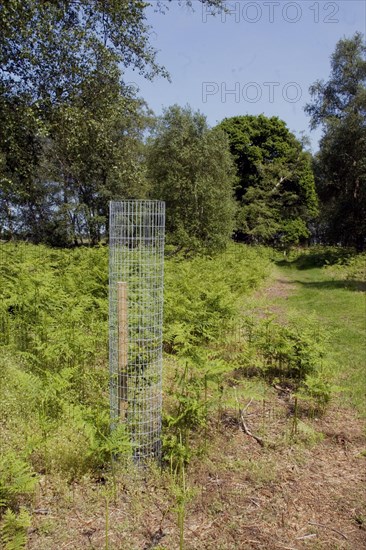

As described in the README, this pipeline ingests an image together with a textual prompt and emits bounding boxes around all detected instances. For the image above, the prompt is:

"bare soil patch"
[259,277,297,301]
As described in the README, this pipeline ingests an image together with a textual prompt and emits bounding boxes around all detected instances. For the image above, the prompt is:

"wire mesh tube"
[109,200,165,462]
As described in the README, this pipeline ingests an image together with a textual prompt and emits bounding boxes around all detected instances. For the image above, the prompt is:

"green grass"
[276,253,366,415]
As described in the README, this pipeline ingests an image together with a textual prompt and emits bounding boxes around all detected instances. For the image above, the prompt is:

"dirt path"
[246,266,298,321]
[258,270,297,302]
[207,262,366,550]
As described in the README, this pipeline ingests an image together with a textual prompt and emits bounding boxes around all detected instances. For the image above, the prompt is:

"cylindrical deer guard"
[109,200,165,462]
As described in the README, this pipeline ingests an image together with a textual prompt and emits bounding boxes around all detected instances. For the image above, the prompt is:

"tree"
[0,0,164,103]
[0,88,49,241]
[0,61,150,245]
[0,0,224,102]
[44,61,151,246]
[217,115,318,247]
[305,32,366,250]
[0,1,158,242]
[145,105,237,252]
[0,0,225,244]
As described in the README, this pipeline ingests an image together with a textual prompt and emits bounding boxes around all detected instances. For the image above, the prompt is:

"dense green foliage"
[1,242,361,546]
[1,507,31,550]
[0,243,270,496]
[306,32,366,250]
[44,70,149,246]
[164,244,272,355]
[0,0,225,246]
[0,74,149,246]
[0,0,224,99]
[217,115,318,247]
[0,2,150,243]
[324,251,366,283]
[146,105,237,252]
[0,244,130,489]
[0,243,273,512]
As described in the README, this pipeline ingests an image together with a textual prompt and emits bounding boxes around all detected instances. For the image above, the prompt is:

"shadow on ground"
[276,249,355,270]
[275,250,366,292]
[275,275,366,292]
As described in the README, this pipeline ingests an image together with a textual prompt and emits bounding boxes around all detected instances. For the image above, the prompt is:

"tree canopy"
[0,0,225,245]
[0,0,224,101]
[217,115,318,247]
[0,61,149,244]
[2,2,363,252]
[146,105,237,252]
[305,32,366,250]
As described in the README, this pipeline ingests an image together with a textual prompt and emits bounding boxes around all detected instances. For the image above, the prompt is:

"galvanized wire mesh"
[109,200,165,462]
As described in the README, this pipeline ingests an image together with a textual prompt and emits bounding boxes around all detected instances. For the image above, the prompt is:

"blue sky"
[125,0,366,152]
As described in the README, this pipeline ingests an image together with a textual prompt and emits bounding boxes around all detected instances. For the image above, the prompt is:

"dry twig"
[308,521,348,540]
[296,533,317,540]
[235,396,265,447]
[239,409,265,447]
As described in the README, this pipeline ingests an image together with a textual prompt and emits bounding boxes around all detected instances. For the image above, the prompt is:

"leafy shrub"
[287,245,354,269]
[255,318,326,384]
[297,372,333,413]
[164,244,272,355]
[0,453,36,511]
[0,243,129,501]
[324,251,366,283]
[234,314,334,410]
[1,508,31,550]
[0,243,108,371]
[162,245,272,467]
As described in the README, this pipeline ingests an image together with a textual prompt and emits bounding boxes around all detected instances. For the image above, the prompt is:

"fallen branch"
[34,508,52,515]
[308,521,348,540]
[239,409,265,447]
[249,497,260,508]
[235,395,265,447]
[242,397,253,412]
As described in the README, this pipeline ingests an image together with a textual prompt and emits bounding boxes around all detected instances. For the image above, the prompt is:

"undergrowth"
[324,250,366,283]
[0,242,339,547]
[284,245,355,269]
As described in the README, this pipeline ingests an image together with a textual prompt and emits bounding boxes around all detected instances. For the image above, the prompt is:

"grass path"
[273,259,366,415]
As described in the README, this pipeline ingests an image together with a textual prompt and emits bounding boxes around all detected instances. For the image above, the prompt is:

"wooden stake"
[117,282,128,421]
